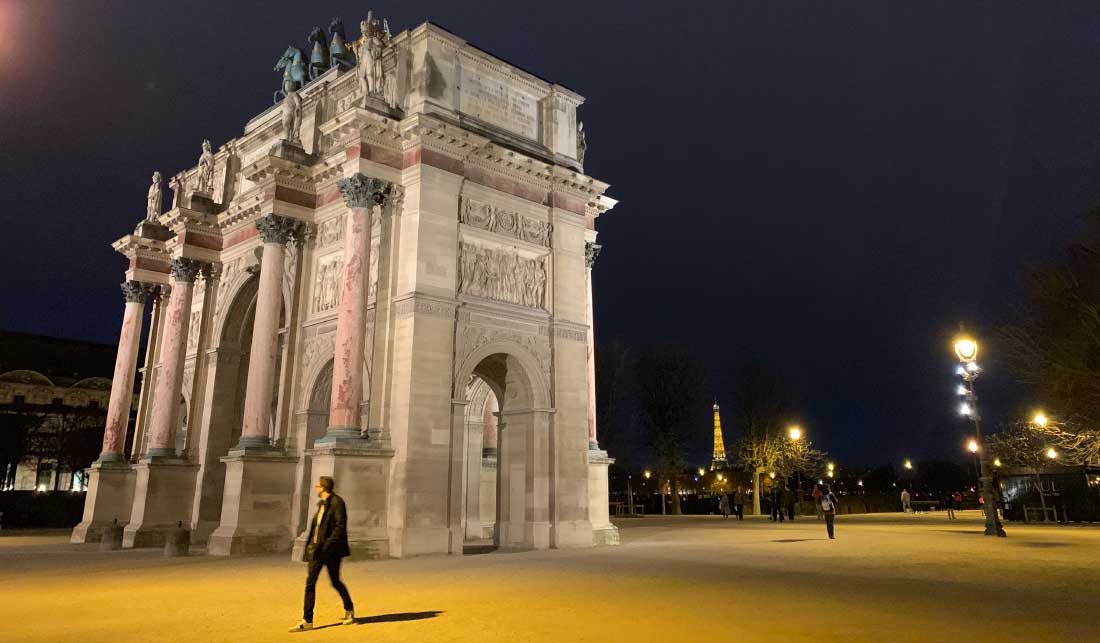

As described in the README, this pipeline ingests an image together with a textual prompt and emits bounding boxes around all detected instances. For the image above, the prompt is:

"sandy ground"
[1,511,1096,642]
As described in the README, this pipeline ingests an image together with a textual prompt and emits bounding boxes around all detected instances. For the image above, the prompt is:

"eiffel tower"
[710,401,728,470]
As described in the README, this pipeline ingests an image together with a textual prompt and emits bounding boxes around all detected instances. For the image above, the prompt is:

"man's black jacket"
[303,493,351,562]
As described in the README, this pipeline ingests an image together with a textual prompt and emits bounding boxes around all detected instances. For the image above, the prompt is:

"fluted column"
[237,214,301,449]
[99,281,156,462]
[146,257,205,457]
[585,241,602,450]
[321,173,388,442]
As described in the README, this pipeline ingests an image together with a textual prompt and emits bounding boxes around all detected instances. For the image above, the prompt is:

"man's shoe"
[289,620,313,632]
[342,610,355,625]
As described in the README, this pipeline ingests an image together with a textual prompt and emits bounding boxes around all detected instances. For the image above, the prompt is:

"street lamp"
[1032,412,1048,428]
[1046,448,1057,460]
[952,333,1006,537]
[788,426,802,441]
[967,439,978,454]
[903,459,913,470]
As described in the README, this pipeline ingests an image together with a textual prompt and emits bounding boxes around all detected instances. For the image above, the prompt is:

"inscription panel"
[459,65,539,141]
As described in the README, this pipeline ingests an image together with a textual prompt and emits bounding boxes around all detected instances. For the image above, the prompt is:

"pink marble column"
[321,173,388,442]
[585,241,602,450]
[481,393,499,458]
[237,214,300,449]
[145,257,204,457]
[99,281,155,462]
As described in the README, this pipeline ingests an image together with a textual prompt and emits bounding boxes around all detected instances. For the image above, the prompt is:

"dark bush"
[0,491,85,528]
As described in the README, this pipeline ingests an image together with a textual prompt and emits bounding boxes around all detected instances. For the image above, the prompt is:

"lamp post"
[953,334,1006,537]
[788,425,804,500]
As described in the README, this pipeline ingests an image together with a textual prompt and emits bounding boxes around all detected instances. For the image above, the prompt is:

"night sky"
[1,1,1097,466]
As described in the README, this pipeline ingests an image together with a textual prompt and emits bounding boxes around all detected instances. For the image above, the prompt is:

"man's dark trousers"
[304,558,353,622]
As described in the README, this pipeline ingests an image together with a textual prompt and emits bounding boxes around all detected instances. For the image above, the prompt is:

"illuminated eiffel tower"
[710,401,728,470]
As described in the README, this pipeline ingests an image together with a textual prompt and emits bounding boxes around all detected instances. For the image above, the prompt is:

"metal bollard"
[100,518,124,551]
[164,521,190,557]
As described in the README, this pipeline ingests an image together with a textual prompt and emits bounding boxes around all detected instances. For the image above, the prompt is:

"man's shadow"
[314,611,442,630]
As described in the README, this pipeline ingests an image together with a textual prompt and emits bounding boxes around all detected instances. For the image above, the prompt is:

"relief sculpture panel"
[458,242,547,309]
[313,255,344,314]
[460,198,551,248]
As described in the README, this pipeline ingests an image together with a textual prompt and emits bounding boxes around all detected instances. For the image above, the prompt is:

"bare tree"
[728,360,797,514]
[0,408,43,489]
[636,343,707,515]
[595,336,635,461]
[997,209,1100,423]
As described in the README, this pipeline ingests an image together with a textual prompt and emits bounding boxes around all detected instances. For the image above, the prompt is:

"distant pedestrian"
[812,484,824,520]
[900,488,912,513]
[784,486,796,521]
[770,484,785,522]
[821,485,839,539]
[733,487,745,520]
[289,476,355,633]
[718,493,731,519]
[945,492,957,519]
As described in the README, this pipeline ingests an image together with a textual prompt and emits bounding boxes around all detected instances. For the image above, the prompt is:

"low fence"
[0,491,86,529]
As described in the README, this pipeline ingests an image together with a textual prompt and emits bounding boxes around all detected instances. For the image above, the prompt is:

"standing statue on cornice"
[282,88,302,143]
[196,139,215,194]
[328,18,357,72]
[355,11,390,105]
[577,122,587,164]
[146,171,163,221]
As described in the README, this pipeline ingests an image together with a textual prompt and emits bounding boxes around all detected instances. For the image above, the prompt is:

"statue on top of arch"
[355,10,393,107]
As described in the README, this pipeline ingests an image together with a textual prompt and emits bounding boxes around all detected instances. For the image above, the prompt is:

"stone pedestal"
[270,139,314,164]
[123,458,199,548]
[588,450,620,546]
[70,462,136,543]
[207,451,298,555]
[290,444,393,561]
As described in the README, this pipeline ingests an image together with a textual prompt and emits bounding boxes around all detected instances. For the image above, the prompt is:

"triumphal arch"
[72,14,619,557]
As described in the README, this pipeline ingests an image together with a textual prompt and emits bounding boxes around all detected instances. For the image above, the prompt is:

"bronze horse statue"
[274,45,308,104]
[329,18,356,72]
[307,26,330,81]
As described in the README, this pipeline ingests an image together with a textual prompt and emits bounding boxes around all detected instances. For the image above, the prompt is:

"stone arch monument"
[73,15,618,556]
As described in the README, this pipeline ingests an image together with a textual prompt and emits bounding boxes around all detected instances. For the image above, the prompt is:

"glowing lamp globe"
[954,337,978,363]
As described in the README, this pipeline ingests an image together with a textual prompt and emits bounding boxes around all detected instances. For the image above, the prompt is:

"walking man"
[733,486,745,520]
[290,476,355,632]
[821,485,839,539]
[900,487,912,513]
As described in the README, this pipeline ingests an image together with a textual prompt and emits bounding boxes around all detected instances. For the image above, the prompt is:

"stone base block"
[586,451,619,548]
[592,525,621,546]
[289,443,394,560]
[496,520,551,551]
[123,458,198,548]
[550,519,594,549]
[207,451,298,556]
[71,461,136,544]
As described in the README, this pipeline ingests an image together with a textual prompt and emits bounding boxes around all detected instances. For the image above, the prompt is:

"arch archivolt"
[453,328,551,409]
[297,332,336,409]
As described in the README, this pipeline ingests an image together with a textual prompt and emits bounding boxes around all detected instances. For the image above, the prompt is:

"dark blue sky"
[1,1,1097,466]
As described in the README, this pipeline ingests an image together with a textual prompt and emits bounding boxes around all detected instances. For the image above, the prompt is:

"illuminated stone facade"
[73,18,619,556]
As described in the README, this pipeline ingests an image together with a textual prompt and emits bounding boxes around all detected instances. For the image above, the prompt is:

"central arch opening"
[458,350,550,553]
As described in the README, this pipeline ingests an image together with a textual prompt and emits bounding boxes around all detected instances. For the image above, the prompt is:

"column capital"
[255,214,304,245]
[585,241,602,269]
[337,173,388,209]
[169,257,206,283]
[120,281,156,304]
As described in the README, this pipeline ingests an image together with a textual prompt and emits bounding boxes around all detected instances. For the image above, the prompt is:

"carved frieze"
[394,297,456,320]
[317,214,346,247]
[313,255,344,314]
[458,242,547,309]
[460,198,551,247]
